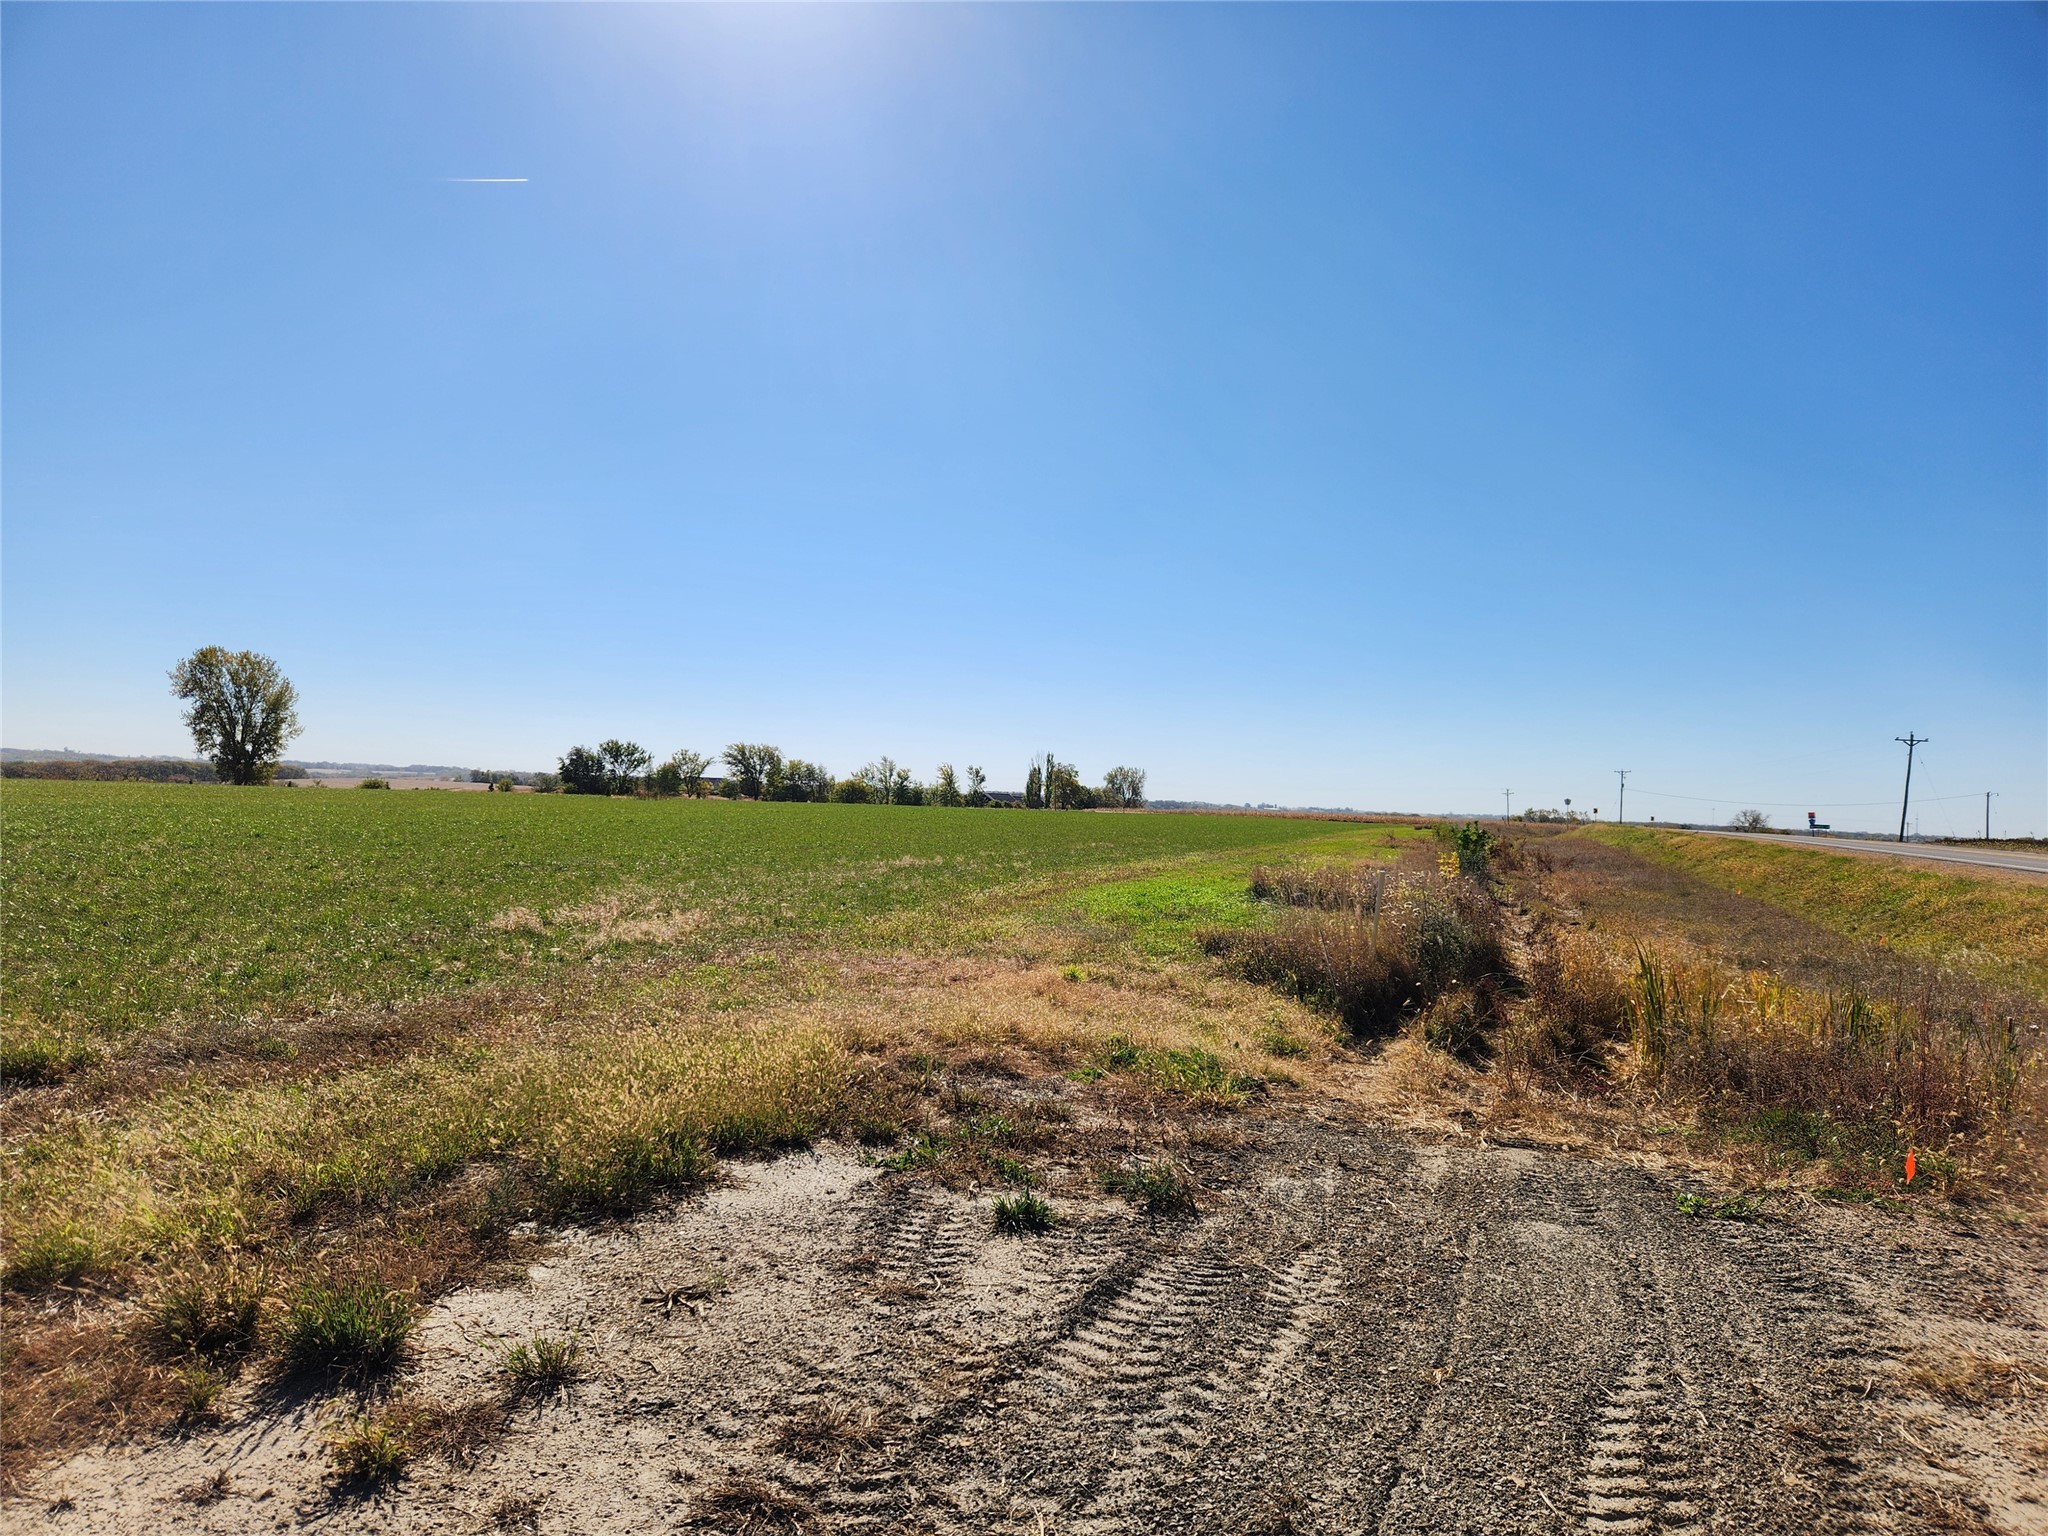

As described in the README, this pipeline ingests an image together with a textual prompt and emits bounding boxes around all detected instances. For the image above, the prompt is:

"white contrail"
[442,177,528,183]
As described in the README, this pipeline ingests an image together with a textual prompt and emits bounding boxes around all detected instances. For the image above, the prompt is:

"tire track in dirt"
[22,1124,2020,1536]
[1578,1345,1709,1536]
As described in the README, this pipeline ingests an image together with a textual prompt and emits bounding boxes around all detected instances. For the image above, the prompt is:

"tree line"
[554,741,1145,809]
[157,649,1149,809]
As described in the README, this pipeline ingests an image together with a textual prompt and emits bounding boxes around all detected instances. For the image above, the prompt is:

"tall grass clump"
[1501,923,1631,1077]
[1212,866,1506,1038]
[278,1278,415,1378]
[149,1260,266,1361]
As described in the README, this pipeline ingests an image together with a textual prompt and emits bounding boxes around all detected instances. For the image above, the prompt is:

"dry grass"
[693,1475,814,1532]
[1497,831,2048,1198]
[1905,1353,2048,1407]
[771,1400,887,1461]
[325,1392,505,1483]
[0,930,1326,1486]
[173,1469,234,1504]
[1207,867,1507,1038]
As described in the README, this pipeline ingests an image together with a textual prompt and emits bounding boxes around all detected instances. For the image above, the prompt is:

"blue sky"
[4,4,2042,831]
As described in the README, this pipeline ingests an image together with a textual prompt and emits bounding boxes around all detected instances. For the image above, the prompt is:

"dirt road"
[30,1098,2044,1536]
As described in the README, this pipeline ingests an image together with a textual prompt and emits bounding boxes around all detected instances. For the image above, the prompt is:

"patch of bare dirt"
[22,1103,2045,1534]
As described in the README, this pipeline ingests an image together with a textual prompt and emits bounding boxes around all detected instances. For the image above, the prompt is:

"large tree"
[722,743,783,799]
[1103,766,1147,809]
[558,745,606,795]
[1044,756,1084,811]
[650,748,710,798]
[598,739,652,796]
[168,646,301,785]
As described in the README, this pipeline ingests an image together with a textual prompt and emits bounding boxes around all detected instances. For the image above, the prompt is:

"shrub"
[357,777,390,790]
[1417,981,1504,1061]
[828,778,871,804]
[1453,821,1496,877]
[1508,926,1629,1076]
[992,1191,1057,1234]
[278,1278,414,1377]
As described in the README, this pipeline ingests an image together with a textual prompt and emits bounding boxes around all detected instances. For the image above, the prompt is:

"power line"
[1626,788,1983,810]
[1894,733,1927,844]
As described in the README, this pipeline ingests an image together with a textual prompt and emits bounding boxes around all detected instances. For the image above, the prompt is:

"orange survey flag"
[1904,1150,1917,1184]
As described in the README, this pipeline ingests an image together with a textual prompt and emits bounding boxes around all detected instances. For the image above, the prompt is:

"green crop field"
[2,782,1387,1054]
[1,783,1420,1405]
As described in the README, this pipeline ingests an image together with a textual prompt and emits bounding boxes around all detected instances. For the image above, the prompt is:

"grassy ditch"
[1502,829,2047,1200]
[1205,825,2046,1202]
[1586,826,2048,997]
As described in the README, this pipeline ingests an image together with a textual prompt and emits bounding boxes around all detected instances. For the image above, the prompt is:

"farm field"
[4,791,2045,1532]
[2,783,1380,1058]
[0,783,1422,1481]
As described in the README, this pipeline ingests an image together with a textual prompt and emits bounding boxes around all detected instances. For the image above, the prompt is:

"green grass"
[1,784,1356,1046]
[1076,826,1427,955]
[1589,826,2048,998]
[1080,1033,1262,1105]
[499,1333,584,1393]
[991,1191,1057,1234]
[325,1411,413,1483]
[1672,1191,1766,1222]
[277,1279,415,1378]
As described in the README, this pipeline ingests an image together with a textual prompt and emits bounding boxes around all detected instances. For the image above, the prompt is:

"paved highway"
[1682,827,2048,878]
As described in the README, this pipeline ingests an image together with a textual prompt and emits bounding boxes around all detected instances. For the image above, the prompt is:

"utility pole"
[1616,769,1629,825]
[1985,791,1997,841]
[1894,734,1927,843]
[1503,789,1512,822]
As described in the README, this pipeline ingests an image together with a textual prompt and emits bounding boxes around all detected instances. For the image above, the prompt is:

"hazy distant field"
[1,782,1363,1055]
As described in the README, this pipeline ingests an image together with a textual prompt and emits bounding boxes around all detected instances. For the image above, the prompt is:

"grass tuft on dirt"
[278,1279,415,1379]
[992,1190,1058,1233]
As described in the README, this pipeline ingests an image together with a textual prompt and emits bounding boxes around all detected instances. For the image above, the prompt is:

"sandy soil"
[19,1084,2046,1536]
